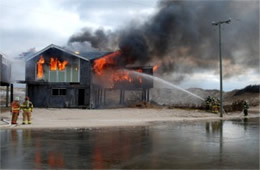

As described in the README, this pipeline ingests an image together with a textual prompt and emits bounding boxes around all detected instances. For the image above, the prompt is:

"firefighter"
[243,100,249,116]
[11,97,20,125]
[216,98,221,113]
[205,96,212,111]
[21,97,33,124]
[211,97,219,113]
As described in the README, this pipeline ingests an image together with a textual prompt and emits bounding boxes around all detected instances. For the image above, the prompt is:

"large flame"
[93,50,121,75]
[37,55,45,79]
[37,56,69,80]
[58,60,68,70]
[112,70,133,83]
[109,69,144,87]
[92,50,150,88]
[50,57,68,71]
[50,58,58,71]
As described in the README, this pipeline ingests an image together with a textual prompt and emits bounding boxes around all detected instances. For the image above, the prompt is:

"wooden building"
[24,44,153,108]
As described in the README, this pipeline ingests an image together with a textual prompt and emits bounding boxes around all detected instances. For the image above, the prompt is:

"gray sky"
[0,0,259,91]
[0,0,157,56]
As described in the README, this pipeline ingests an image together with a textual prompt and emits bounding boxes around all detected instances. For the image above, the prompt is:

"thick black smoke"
[68,28,120,52]
[68,0,259,79]
[119,30,149,65]
[68,28,109,50]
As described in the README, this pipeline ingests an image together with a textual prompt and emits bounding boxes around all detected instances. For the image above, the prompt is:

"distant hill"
[224,85,259,106]
[233,85,260,96]
[149,85,259,106]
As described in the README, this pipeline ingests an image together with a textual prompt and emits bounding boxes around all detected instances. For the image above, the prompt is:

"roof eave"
[25,44,89,62]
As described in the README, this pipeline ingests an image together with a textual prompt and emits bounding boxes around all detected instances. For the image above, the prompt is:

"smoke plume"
[68,0,259,79]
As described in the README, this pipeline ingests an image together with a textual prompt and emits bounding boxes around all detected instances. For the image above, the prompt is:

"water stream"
[129,70,204,101]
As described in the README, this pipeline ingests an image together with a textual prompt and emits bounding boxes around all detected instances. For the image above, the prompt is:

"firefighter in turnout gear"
[212,98,220,113]
[21,97,33,124]
[243,100,249,116]
[11,97,20,124]
[205,96,212,111]
[205,96,220,113]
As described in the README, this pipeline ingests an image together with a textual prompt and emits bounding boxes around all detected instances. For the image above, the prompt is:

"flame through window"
[37,55,45,79]
[50,57,68,71]
[36,56,69,79]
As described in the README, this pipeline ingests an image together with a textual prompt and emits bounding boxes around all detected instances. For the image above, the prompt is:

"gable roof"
[25,44,90,62]
[79,51,111,61]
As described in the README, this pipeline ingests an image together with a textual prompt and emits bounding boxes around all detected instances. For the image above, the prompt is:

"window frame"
[52,88,67,96]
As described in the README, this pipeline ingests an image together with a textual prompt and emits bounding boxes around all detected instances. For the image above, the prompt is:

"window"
[58,71,65,82]
[52,89,66,96]
[50,71,57,82]
[52,89,59,95]
[60,89,66,95]
[36,57,80,82]
[72,64,79,82]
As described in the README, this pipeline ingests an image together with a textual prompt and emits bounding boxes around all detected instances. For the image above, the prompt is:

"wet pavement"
[1,118,259,169]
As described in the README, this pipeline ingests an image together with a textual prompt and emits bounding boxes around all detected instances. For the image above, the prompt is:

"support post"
[141,89,144,101]
[95,89,98,106]
[147,89,150,102]
[6,85,9,107]
[10,84,13,103]
[100,89,103,105]
[119,90,122,104]
[98,89,101,106]
[104,89,106,105]
[122,90,125,104]
[142,89,146,102]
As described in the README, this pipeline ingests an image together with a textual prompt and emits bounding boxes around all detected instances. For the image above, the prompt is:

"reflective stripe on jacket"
[21,101,33,112]
[11,101,20,112]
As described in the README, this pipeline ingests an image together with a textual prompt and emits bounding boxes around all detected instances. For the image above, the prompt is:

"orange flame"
[50,58,68,71]
[93,50,121,75]
[104,69,144,88]
[92,50,146,87]
[36,56,69,79]
[153,63,161,72]
[50,58,58,71]
[37,55,45,79]
[58,60,68,70]
[112,70,133,83]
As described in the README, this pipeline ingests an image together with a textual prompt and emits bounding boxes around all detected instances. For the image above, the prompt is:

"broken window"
[36,56,80,82]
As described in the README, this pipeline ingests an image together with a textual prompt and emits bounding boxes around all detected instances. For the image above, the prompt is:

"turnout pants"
[23,111,32,124]
[11,112,19,124]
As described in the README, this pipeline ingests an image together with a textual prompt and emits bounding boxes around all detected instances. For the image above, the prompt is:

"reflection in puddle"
[1,118,259,169]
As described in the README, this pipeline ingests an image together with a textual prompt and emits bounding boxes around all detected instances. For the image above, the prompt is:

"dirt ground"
[0,106,259,129]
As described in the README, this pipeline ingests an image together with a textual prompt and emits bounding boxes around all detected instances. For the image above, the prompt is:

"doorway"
[78,89,85,106]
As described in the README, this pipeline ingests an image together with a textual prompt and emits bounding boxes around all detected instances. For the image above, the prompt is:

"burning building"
[24,44,153,108]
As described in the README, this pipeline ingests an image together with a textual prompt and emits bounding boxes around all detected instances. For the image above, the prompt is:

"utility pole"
[212,18,231,117]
